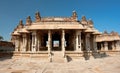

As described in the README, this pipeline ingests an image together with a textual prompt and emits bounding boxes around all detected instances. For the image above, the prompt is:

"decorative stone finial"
[81,16,87,24]
[35,11,41,22]
[88,19,94,27]
[18,20,24,29]
[71,11,77,21]
[81,16,87,21]
[72,11,77,17]
[26,16,32,26]
[111,31,118,36]
[104,31,108,34]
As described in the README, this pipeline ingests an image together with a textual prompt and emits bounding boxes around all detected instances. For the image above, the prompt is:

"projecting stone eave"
[26,22,86,30]
[18,27,30,34]
[84,27,95,33]
[11,30,21,36]
[92,29,102,35]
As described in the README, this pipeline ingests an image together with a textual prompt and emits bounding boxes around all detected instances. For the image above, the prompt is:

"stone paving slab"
[0,55,120,73]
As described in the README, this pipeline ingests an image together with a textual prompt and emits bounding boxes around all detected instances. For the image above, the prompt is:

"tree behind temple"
[0,35,3,41]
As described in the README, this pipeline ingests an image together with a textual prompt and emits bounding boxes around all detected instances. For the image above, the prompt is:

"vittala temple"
[11,11,120,62]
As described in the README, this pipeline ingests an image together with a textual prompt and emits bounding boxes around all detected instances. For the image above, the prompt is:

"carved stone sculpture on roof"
[88,19,93,27]
[81,16,87,21]
[35,11,41,22]
[18,20,24,29]
[71,11,77,21]
[103,31,108,35]
[26,16,32,26]
[81,16,87,25]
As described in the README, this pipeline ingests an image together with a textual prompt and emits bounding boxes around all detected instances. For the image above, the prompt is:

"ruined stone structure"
[11,11,120,62]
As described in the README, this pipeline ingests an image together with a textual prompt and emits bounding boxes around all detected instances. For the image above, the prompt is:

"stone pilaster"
[104,42,108,51]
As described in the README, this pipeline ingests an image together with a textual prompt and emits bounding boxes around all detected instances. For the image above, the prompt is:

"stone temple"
[11,11,120,62]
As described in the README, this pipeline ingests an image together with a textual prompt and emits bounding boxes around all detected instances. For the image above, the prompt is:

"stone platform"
[0,54,120,73]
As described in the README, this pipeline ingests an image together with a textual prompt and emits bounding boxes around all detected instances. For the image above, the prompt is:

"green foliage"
[0,35,3,41]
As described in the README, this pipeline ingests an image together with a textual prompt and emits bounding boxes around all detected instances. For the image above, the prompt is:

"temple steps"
[51,51,67,63]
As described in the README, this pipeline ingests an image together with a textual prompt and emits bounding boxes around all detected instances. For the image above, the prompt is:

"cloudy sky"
[0,0,120,41]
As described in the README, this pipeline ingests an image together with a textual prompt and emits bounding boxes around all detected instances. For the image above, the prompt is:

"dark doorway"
[52,31,61,51]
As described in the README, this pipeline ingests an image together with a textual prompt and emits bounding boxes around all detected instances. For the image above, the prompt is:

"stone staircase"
[51,51,67,63]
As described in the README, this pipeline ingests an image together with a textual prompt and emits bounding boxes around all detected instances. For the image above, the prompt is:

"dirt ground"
[0,54,120,73]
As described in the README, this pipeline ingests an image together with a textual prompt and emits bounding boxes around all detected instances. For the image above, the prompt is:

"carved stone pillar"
[38,34,42,51]
[115,41,120,51]
[27,34,31,51]
[15,36,19,52]
[101,43,103,51]
[76,30,82,52]
[48,30,51,53]
[93,35,97,52]
[22,34,27,52]
[104,42,108,51]
[76,31,78,51]
[62,30,65,57]
[32,31,37,52]
[85,33,90,51]
[112,42,115,50]
[37,36,40,51]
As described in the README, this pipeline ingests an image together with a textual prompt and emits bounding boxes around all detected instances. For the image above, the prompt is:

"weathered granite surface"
[0,54,120,73]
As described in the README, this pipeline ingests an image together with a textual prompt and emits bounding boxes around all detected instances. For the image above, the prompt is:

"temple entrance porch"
[36,30,77,52]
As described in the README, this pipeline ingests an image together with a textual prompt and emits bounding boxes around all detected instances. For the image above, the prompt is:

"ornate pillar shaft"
[112,42,115,50]
[93,35,97,52]
[15,36,19,52]
[76,30,82,51]
[32,31,37,52]
[101,43,104,51]
[38,34,42,51]
[37,36,40,51]
[22,34,27,52]
[115,41,120,51]
[104,42,108,51]
[85,33,90,51]
[48,30,51,53]
[76,31,78,51]
[28,34,31,51]
[62,30,65,57]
